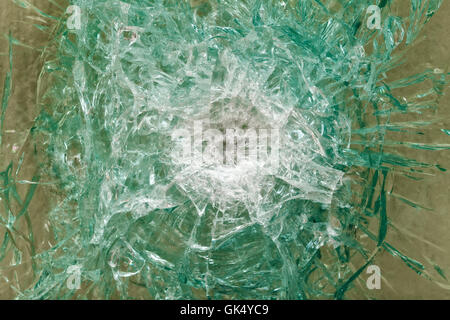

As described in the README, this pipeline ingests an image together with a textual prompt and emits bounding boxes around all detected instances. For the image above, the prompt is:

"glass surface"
[0,0,449,299]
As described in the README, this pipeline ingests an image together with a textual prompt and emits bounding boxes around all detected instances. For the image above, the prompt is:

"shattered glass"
[0,0,448,299]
